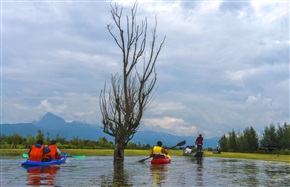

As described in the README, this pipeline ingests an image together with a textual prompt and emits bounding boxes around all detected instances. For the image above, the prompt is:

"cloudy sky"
[2,0,289,138]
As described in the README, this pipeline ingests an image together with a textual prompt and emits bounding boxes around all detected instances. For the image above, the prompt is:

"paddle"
[137,140,186,163]
[22,154,86,159]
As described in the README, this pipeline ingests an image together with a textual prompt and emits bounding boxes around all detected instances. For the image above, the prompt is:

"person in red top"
[43,140,62,161]
[195,134,203,152]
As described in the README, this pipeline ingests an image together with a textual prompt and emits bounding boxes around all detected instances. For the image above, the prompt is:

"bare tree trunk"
[114,142,125,160]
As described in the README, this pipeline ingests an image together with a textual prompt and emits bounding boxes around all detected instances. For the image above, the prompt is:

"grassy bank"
[203,151,290,163]
[1,149,289,163]
[0,149,177,157]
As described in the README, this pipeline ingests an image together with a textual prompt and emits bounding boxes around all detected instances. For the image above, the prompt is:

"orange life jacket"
[43,144,62,160]
[43,144,57,160]
[29,145,45,161]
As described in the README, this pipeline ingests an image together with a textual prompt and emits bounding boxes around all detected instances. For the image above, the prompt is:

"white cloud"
[2,1,289,138]
[37,99,53,111]
[142,116,200,136]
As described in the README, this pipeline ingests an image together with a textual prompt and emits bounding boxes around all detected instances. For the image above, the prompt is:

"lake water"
[1,156,289,186]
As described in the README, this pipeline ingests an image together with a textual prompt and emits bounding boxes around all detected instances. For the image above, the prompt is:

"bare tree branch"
[99,1,165,160]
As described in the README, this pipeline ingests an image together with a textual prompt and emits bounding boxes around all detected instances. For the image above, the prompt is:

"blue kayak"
[21,154,67,166]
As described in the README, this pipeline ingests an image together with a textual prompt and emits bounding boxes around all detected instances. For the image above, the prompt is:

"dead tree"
[99,2,165,161]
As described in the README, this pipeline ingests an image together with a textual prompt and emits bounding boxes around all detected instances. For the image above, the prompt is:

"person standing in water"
[195,134,203,152]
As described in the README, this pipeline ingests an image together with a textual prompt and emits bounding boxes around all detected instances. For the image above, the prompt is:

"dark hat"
[36,139,43,144]
[50,140,56,144]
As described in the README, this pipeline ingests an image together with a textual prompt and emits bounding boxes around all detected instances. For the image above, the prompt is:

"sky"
[1,0,289,138]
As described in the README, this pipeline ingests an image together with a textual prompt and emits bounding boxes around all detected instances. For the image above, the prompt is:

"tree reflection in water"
[113,160,130,186]
[25,165,60,186]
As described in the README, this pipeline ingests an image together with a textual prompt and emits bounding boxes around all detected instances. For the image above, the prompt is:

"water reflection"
[150,164,169,186]
[196,156,203,165]
[113,160,130,186]
[2,157,289,186]
[194,157,204,186]
[243,162,259,185]
[24,165,60,186]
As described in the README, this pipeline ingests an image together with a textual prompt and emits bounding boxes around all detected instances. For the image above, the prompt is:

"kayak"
[21,154,67,166]
[182,152,196,157]
[151,157,171,164]
[182,151,203,157]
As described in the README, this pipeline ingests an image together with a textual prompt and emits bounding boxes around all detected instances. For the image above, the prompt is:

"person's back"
[43,140,61,161]
[195,134,203,152]
[185,147,192,153]
[150,141,170,159]
[28,140,45,161]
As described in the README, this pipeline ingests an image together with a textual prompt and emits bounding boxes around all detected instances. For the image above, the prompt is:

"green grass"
[1,149,289,163]
[0,149,184,158]
[203,150,290,163]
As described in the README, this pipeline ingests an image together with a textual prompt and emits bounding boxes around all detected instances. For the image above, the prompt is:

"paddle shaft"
[22,154,85,159]
[138,156,151,163]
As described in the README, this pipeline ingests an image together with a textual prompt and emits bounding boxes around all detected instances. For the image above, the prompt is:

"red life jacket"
[29,145,45,161]
[43,144,61,160]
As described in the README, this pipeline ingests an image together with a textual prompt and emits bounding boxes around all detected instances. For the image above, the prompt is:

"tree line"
[0,129,151,150]
[218,122,290,154]
[2,123,289,154]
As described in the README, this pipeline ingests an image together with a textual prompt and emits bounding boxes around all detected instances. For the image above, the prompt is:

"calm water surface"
[1,156,289,186]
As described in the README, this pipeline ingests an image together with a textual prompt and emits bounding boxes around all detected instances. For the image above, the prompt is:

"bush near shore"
[1,149,289,163]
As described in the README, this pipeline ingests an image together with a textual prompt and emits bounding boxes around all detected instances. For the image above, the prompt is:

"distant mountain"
[1,112,220,148]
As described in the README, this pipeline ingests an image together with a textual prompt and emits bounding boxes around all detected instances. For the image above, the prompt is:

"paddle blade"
[72,155,86,159]
[22,154,29,158]
[176,140,186,147]
[61,154,86,159]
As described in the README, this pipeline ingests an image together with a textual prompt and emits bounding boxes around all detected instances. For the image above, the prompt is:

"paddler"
[28,139,50,162]
[150,141,171,159]
[43,140,62,161]
[195,134,203,152]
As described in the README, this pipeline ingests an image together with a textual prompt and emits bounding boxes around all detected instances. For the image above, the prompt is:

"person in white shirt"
[184,146,192,153]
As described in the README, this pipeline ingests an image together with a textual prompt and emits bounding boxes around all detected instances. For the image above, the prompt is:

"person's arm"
[162,148,168,155]
[56,147,61,155]
[150,149,153,157]
[44,146,50,154]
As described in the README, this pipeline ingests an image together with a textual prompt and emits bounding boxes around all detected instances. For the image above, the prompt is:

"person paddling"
[150,141,170,159]
[43,140,62,161]
[195,134,203,152]
[28,140,50,162]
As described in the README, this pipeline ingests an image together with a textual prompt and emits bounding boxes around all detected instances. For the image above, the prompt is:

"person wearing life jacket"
[195,134,204,152]
[150,141,170,159]
[43,140,62,161]
[28,140,50,162]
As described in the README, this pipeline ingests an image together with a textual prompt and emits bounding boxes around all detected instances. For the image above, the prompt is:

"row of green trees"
[218,122,290,153]
[2,123,289,154]
[0,129,151,150]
